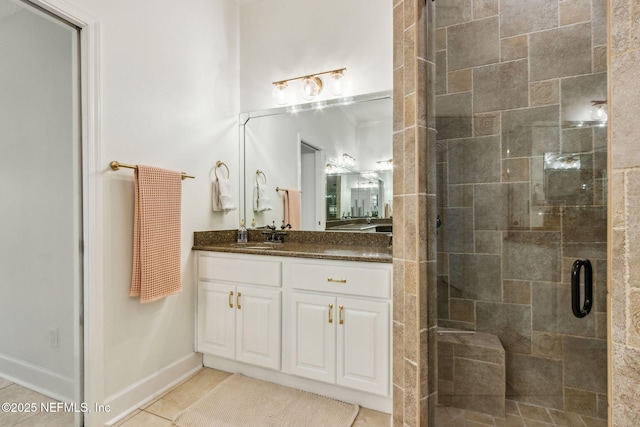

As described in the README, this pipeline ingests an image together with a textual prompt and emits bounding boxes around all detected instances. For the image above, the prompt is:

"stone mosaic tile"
[559,0,591,26]
[501,105,560,158]
[473,60,528,113]
[500,35,528,62]
[441,207,475,253]
[476,302,532,353]
[449,253,502,302]
[560,72,607,123]
[529,23,592,81]
[500,0,558,37]
[474,183,530,231]
[447,136,501,184]
[473,0,498,20]
[448,17,500,71]
[436,0,472,28]
[563,336,607,393]
[505,353,563,409]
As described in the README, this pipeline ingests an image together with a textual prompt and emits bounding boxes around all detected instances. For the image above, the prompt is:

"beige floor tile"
[0,384,56,426]
[13,409,75,426]
[112,409,142,427]
[144,368,231,420]
[0,377,13,390]
[352,407,391,426]
[118,411,173,427]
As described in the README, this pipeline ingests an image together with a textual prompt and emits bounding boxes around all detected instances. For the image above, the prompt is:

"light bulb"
[329,71,347,96]
[300,76,323,100]
[272,82,289,105]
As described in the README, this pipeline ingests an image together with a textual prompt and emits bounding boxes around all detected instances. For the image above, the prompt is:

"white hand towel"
[212,178,236,212]
[253,183,272,212]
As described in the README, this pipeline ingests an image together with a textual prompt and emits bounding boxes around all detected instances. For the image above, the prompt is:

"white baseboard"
[203,354,392,414]
[0,353,74,402]
[104,352,202,426]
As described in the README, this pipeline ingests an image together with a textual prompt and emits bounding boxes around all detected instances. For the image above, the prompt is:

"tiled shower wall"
[610,0,640,425]
[434,0,607,420]
[394,0,640,425]
[392,0,435,425]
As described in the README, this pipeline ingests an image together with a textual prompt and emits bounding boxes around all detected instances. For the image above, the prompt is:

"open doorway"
[0,0,83,424]
[299,141,324,230]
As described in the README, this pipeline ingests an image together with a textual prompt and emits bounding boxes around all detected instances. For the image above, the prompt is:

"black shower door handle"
[571,259,593,318]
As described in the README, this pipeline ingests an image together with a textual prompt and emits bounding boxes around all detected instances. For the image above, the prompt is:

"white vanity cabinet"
[196,250,393,412]
[197,252,282,370]
[286,259,391,396]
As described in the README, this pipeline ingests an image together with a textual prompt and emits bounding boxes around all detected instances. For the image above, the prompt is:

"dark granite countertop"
[193,229,393,263]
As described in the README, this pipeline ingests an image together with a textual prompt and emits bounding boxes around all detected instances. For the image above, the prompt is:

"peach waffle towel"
[284,189,301,230]
[130,165,183,303]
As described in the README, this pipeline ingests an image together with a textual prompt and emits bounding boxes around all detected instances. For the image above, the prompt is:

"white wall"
[53,0,241,419]
[239,0,393,112]
[0,5,77,401]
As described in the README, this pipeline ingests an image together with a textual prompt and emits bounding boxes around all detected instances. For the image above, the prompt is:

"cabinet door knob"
[237,292,242,309]
[327,277,347,283]
[328,304,334,324]
[228,291,234,308]
[339,305,344,325]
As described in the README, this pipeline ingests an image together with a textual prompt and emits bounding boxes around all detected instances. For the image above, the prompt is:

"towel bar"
[276,187,302,193]
[214,160,230,181]
[256,169,267,184]
[110,161,194,179]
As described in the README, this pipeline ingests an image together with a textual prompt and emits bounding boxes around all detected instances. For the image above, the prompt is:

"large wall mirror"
[240,92,392,231]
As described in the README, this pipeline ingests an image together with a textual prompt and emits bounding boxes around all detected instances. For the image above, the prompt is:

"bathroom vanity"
[193,230,392,412]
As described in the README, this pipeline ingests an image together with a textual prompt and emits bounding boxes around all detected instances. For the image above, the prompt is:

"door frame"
[297,137,325,230]
[26,1,103,425]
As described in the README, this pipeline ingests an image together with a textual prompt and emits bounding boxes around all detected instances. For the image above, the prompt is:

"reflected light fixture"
[342,153,356,167]
[375,158,393,171]
[590,100,608,123]
[272,68,347,105]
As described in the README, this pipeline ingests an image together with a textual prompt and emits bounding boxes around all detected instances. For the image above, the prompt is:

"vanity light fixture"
[375,158,393,171]
[272,68,347,105]
[342,153,356,167]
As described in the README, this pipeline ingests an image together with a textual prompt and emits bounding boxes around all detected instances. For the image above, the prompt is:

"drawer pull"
[237,292,242,309]
[328,304,334,323]
[228,291,234,308]
[327,277,347,283]
[339,305,344,325]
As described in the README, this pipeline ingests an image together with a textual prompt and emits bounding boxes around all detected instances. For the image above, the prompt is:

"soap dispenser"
[238,219,248,243]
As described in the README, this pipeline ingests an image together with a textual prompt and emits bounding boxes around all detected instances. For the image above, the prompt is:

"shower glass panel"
[434,0,607,424]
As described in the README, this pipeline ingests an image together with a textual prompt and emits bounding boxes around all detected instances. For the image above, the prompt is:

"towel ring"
[214,161,230,181]
[256,170,267,185]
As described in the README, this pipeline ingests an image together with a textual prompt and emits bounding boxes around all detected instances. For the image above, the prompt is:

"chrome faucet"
[261,222,286,243]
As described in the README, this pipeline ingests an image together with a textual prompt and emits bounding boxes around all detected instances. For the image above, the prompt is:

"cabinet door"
[336,297,390,395]
[288,292,336,383]
[198,282,236,359]
[235,286,281,370]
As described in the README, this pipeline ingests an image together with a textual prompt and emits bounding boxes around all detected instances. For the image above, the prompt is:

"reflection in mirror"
[241,92,393,231]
